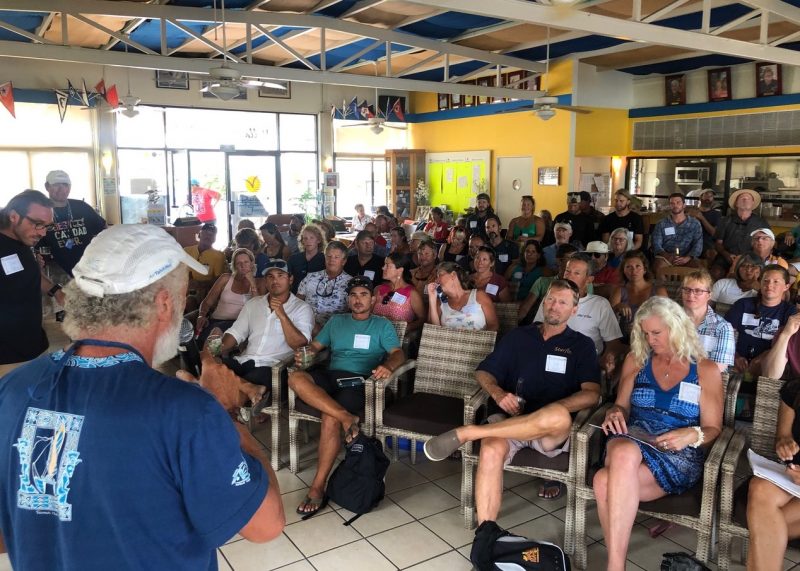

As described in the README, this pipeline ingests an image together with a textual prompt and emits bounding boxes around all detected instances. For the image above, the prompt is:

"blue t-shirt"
[0,350,267,571]
[315,314,400,376]
[725,297,797,358]
[477,325,600,415]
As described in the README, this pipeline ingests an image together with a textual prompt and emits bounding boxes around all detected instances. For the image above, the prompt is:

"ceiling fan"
[341,113,406,135]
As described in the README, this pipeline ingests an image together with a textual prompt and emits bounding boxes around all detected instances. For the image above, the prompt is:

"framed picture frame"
[707,67,732,101]
[324,172,339,189]
[450,92,462,109]
[257,80,291,99]
[756,62,781,97]
[538,167,560,186]
[476,76,494,105]
[437,93,450,111]
[665,74,686,106]
[463,81,475,107]
[155,70,189,90]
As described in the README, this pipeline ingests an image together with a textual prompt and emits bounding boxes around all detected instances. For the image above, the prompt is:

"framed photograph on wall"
[707,67,732,101]
[155,70,189,90]
[257,80,291,99]
[756,62,781,97]
[437,93,450,111]
[665,74,686,106]
[538,167,560,186]
[463,81,475,107]
[450,92,462,109]
[476,76,494,104]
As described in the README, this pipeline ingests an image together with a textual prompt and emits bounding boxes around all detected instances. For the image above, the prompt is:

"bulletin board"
[426,151,491,216]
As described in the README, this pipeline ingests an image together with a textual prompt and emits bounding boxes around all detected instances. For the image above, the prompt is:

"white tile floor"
[0,319,798,570]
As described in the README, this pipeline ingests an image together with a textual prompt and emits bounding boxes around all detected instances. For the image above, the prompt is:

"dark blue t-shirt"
[477,325,600,415]
[0,351,267,571]
[725,297,797,358]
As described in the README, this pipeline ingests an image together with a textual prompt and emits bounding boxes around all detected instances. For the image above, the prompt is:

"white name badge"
[1,254,23,275]
[353,334,371,349]
[678,381,701,404]
[664,227,676,236]
[700,334,716,352]
[742,313,760,327]
[545,354,568,374]
[521,233,529,238]
[455,255,465,261]
[513,272,523,280]
[470,221,478,228]
[627,230,634,244]
[363,270,375,280]
[485,283,499,296]
[390,292,407,305]
[498,254,509,263]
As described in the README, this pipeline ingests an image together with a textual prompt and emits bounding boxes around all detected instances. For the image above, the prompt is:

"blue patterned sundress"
[609,359,704,495]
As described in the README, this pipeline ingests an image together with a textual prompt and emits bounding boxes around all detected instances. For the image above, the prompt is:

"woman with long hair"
[505,239,547,301]
[287,223,326,294]
[374,252,425,331]
[438,225,469,266]
[607,227,632,269]
[411,240,439,296]
[259,222,290,261]
[507,195,545,244]
[610,251,668,339]
[389,226,411,257]
[470,246,512,303]
[426,262,498,331]
[424,207,450,243]
[594,296,723,571]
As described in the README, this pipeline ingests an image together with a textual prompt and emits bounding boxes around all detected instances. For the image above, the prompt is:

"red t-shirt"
[424,221,450,242]
[192,187,220,222]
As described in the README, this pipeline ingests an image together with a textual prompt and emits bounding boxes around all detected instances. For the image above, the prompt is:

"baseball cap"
[750,228,775,240]
[262,258,289,275]
[568,195,579,204]
[554,222,572,232]
[46,170,71,185]
[190,178,199,186]
[584,241,609,254]
[579,191,592,202]
[411,231,430,242]
[476,192,491,202]
[346,275,374,294]
[72,224,208,297]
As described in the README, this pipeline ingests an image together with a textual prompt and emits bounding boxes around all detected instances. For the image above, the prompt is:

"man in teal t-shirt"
[288,276,404,516]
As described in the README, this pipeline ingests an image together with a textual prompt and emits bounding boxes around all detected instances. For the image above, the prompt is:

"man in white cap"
[0,224,284,569]
[584,240,619,293]
[543,221,575,271]
[41,170,106,276]
[749,228,789,269]
[711,188,769,280]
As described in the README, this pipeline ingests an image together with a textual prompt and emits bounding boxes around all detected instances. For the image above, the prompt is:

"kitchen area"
[627,155,800,235]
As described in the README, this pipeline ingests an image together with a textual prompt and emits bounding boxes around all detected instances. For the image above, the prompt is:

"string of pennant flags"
[331,96,405,122]
[0,79,121,122]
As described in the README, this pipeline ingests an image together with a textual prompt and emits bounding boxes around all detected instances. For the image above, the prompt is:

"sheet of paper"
[446,168,454,183]
[749,449,800,499]
[589,424,662,453]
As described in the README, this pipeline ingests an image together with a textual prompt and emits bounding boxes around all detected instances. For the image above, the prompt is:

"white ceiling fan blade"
[340,123,369,128]
[243,79,287,90]
[384,124,407,130]
[551,104,592,114]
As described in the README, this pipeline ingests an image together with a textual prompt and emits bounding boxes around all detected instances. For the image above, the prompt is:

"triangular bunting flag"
[67,80,81,104]
[80,79,91,107]
[105,84,119,108]
[0,82,15,118]
[55,89,69,123]
[347,96,359,120]
[95,79,106,98]
[391,98,405,122]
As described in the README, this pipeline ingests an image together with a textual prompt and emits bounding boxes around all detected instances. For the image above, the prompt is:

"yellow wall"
[575,108,630,157]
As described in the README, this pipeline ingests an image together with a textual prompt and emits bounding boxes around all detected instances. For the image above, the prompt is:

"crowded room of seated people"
[7,172,800,571]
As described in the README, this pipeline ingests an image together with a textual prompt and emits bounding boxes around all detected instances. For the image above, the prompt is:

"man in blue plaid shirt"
[681,269,735,372]
[652,193,703,276]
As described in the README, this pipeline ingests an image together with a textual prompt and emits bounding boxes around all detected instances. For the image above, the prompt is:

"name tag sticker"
[470,221,477,228]
[545,354,568,374]
[678,382,701,404]
[498,254,509,263]
[664,227,676,236]
[627,230,634,244]
[1,254,23,275]
[456,255,465,261]
[353,334,371,349]
[363,270,375,280]
[521,233,529,237]
[514,272,523,280]
[700,334,716,352]
[390,292,407,305]
[485,283,499,296]
[742,313,760,327]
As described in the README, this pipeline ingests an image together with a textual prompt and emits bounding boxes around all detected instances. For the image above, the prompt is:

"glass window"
[165,108,278,150]
[115,108,167,148]
[280,153,318,215]
[0,151,33,206]
[279,114,317,151]
[30,152,94,204]
[0,103,92,148]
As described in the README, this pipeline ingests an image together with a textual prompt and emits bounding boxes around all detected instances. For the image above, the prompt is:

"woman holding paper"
[746,381,800,570]
[594,296,723,571]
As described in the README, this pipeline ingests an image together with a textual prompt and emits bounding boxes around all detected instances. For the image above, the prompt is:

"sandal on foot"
[538,480,566,501]
[296,495,325,516]
[344,421,360,444]
[244,391,271,431]
[423,429,462,462]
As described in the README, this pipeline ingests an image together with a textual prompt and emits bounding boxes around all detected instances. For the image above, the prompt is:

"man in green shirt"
[288,276,405,516]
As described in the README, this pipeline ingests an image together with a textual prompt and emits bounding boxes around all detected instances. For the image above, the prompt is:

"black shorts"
[222,357,273,387]
[308,368,367,416]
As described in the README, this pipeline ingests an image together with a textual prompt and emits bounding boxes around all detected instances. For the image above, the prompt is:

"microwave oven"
[675,166,711,185]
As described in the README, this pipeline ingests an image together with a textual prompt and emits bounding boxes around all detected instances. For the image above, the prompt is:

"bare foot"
[240,381,267,405]
[342,415,360,443]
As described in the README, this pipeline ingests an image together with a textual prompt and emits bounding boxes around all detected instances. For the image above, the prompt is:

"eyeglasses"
[381,292,394,305]
[315,274,341,298]
[590,253,606,258]
[681,287,710,296]
[25,216,50,230]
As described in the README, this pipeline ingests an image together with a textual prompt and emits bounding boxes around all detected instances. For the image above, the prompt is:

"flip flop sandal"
[246,391,271,432]
[344,421,360,445]
[648,520,674,538]
[296,495,326,517]
[537,480,566,501]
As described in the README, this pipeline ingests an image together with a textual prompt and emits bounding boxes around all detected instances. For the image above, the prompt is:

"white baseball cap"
[750,228,775,240]
[584,241,609,254]
[46,170,71,185]
[72,224,208,297]
[554,222,572,232]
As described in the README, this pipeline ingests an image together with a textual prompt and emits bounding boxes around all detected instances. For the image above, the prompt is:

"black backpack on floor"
[316,433,390,525]
[470,520,571,571]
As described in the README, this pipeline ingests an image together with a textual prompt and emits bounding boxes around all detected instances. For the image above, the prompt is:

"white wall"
[632,60,800,108]
[573,61,634,109]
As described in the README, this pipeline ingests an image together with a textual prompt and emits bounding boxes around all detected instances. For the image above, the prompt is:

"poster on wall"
[665,74,686,106]
[756,63,781,97]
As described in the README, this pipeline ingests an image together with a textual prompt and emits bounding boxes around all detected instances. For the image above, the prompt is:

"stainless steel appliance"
[675,165,712,185]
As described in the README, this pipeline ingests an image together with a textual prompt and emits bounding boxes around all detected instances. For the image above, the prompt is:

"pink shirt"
[374,284,416,322]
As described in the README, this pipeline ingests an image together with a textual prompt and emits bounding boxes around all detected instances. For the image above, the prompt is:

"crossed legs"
[746,477,800,570]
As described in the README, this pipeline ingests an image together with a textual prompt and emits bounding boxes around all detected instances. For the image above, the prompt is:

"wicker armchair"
[494,302,520,339]
[368,324,497,465]
[246,353,295,471]
[571,371,738,570]
[287,319,407,474]
[718,376,785,570]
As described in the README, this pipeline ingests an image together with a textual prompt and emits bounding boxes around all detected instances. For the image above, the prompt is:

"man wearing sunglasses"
[297,241,352,334]
[0,190,65,375]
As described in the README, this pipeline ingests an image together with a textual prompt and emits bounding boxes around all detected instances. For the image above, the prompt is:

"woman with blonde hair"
[594,296,723,571]
[287,223,326,294]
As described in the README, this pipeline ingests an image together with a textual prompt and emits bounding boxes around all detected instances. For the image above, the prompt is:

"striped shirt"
[696,306,735,368]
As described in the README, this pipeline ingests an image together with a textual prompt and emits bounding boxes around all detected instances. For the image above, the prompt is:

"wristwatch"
[47,283,62,297]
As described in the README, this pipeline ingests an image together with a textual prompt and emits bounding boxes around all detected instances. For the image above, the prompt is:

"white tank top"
[440,289,487,331]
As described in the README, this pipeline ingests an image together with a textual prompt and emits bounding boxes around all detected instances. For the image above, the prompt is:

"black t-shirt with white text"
[40,199,106,275]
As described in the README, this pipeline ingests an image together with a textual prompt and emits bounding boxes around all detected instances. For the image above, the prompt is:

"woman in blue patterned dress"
[593,296,723,571]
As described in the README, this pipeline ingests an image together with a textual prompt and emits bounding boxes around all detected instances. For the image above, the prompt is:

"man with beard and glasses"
[0,224,285,570]
[288,276,404,516]
[0,190,64,376]
[297,241,352,334]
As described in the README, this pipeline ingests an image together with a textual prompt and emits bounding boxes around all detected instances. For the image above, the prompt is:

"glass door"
[226,153,278,234]
[188,151,228,249]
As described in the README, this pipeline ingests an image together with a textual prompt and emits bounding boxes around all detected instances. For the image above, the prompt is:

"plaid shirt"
[652,215,703,258]
[697,306,735,368]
